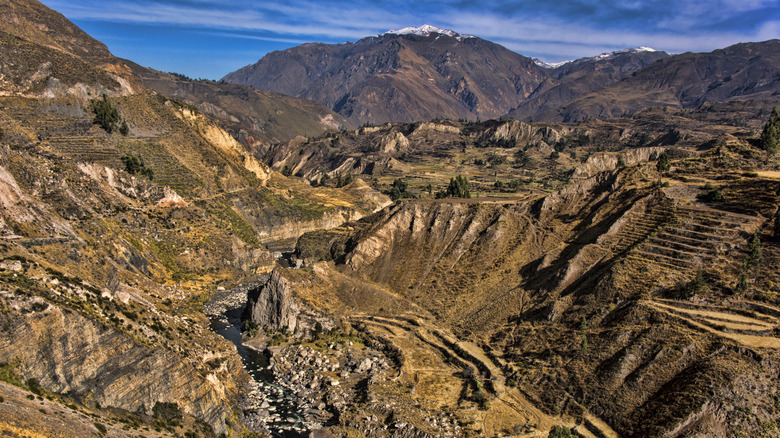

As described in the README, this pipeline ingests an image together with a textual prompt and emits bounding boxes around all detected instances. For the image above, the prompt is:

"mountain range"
[224,25,780,126]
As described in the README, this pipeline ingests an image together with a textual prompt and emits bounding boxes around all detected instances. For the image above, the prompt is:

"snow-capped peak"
[383,25,475,41]
[592,46,658,61]
[534,47,660,69]
[533,58,573,69]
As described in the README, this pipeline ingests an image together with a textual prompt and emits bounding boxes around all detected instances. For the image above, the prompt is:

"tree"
[617,154,626,168]
[119,119,129,136]
[89,95,121,133]
[447,175,471,198]
[687,268,705,297]
[390,178,411,201]
[735,272,749,295]
[747,233,763,269]
[656,151,670,172]
[580,316,588,356]
[760,107,780,154]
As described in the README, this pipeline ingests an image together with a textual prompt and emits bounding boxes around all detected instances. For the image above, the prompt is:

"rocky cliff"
[243,268,335,337]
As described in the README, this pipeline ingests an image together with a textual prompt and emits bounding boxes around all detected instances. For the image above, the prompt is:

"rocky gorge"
[2,1,780,436]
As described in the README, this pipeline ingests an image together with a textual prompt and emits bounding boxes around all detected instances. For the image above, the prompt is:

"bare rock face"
[244,269,333,336]
[572,146,666,179]
[244,269,300,333]
[0,299,232,434]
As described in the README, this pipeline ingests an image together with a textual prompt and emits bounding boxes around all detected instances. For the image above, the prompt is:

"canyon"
[1,1,780,437]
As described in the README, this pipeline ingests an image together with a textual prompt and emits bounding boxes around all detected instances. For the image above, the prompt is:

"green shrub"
[336,172,352,188]
[94,422,107,436]
[119,120,129,136]
[548,425,572,438]
[243,320,259,337]
[472,377,489,410]
[90,95,121,134]
[487,152,505,166]
[25,378,43,395]
[698,183,723,202]
[152,401,181,423]
[120,154,153,180]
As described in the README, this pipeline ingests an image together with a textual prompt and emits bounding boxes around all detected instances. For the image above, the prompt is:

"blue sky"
[40,0,779,80]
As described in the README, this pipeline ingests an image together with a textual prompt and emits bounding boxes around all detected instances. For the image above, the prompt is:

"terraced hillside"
[0,2,392,433]
[350,312,620,437]
[262,104,771,199]
[0,87,392,434]
[251,141,780,435]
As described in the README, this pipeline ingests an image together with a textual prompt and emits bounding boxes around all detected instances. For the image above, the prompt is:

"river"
[205,278,315,437]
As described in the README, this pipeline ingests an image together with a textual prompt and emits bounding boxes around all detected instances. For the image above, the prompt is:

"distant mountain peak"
[533,59,573,69]
[382,25,475,41]
[534,46,660,69]
[592,46,658,60]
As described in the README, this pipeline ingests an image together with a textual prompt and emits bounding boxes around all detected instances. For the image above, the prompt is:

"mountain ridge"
[540,39,780,122]
[223,27,547,125]
[225,28,779,125]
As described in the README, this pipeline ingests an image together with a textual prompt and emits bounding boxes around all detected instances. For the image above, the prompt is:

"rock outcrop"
[244,269,333,336]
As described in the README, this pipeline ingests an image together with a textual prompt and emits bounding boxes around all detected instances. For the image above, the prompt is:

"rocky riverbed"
[206,278,395,436]
[239,340,397,435]
[206,278,465,437]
